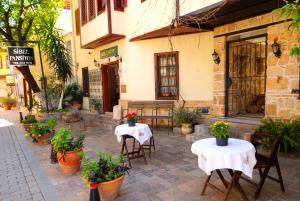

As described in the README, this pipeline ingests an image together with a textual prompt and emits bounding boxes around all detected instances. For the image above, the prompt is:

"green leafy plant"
[91,99,102,112]
[258,118,300,152]
[51,128,85,153]
[46,117,57,130]
[82,152,128,183]
[63,83,84,106]
[173,107,201,126]
[22,115,37,124]
[211,121,230,139]
[29,123,52,137]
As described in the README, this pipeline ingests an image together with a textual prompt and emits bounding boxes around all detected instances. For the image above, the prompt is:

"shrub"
[258,118,300,153]
[211,121,230,139]
[63,83,83,106]
[51,128,85,153]
[22,115,37,124]
[82,152,128,183]
[2,97,16,106]
[173,107,201,126]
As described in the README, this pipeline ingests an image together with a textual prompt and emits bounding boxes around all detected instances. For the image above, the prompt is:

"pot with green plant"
[173,107,201,135]
[22,115,37,131]
[211,121,230,146]
[2,97,16,110]
[82,152,128,201]
[91,99,102,114]
[29,122,54,145]
[51,128,85,175]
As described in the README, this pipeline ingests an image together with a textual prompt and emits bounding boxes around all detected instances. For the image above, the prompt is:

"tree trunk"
[17,66,41,93]
[58,83,65,110]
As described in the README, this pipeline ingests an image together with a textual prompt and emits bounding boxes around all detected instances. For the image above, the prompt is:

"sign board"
[100,46,118,59]
[8,46,35,66]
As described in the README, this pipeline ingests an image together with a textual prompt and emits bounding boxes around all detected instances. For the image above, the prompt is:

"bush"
[63,83,83,106]
[173,107,201,126]
[22,115,37,124]
[258,118,300,153]
[82,152,128,183]
[2,97,16,106]
[51,128,85,153]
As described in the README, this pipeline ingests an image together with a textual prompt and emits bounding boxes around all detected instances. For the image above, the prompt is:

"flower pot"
[98,175,125,201]
[23,123,33,131]
[57,149,83,175]
[181,123,193,135]
[35,132,54,145]
[128,121,136,127]
[3,104,12,110]
[70,101,82,110]
[216,137,228,146]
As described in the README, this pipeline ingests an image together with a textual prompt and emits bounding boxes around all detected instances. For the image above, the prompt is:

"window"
[82,67,90,97]
[114,0,127,11]
[75,9,81,35]
[97,0,105,14]
[88,0,96,20]
[81,0,87,25]
[154,52,179,100]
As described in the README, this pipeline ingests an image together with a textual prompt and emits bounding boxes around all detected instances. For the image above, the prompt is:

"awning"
[130,24,209,42]
[183,0,287,29]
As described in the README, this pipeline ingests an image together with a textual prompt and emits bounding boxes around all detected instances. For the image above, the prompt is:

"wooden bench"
[122,101,174,133]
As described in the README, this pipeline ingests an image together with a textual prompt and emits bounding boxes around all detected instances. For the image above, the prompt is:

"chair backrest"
[251,131,282,160]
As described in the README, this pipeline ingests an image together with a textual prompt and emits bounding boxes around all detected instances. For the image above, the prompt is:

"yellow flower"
[24,133,29,137]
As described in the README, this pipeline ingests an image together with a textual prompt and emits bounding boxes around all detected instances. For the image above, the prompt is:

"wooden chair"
[241,131,285,199]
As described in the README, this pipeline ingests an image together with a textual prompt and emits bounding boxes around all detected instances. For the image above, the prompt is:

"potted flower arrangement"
[211,121,230,146]
[82,152,128,201]
[51,128,85,175]
[173,107,201,135]
[22,115,37,131]
[2,97,16,110]
[125,112,137,127]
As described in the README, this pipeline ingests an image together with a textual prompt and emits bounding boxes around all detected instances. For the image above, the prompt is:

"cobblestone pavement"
[0,110,61,201]
[2,110,300,201]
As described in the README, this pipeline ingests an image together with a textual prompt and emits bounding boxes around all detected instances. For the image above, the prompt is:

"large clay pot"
[181,123,193,135]
[70,101,82,110]
[57,149,83,175]
[98,175,125,201]
[35,132,54,145]
[3,104,12,110]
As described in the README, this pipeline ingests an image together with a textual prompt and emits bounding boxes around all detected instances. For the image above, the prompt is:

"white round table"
[191,138,257,201]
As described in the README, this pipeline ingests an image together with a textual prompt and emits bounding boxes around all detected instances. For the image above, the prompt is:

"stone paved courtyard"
[1,110,300,201]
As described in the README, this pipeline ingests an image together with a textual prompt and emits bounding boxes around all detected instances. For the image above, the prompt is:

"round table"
[191,138,257,201]
[115,123,153,168]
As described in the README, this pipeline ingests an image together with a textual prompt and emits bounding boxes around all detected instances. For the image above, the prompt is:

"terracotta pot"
[3,104,12,110]
[98,175,125,201]
[23,123,33,131]
[36,132,54,145]
[57,149,83,175]
[181,123,193,135]
[71,101,82,110]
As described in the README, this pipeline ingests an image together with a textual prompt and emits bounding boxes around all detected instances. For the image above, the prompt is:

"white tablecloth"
[115,123,152,145]
[191,138,257,178]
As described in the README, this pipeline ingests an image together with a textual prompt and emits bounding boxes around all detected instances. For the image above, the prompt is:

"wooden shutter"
[81,0,87,25]
[82,67,90,97]
[97,0,105,14]
[88,0,96,20]
[75,9,81,35]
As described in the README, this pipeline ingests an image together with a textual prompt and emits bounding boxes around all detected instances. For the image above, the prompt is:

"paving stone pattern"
[0,126,45,201]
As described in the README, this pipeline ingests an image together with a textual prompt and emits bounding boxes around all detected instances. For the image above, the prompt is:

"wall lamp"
[115,54,122,63]
[93,59,100,68]
[212,50,220,64]
[271,39,281,58]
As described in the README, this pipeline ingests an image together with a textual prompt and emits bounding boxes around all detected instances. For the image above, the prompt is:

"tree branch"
[22,19,33,40]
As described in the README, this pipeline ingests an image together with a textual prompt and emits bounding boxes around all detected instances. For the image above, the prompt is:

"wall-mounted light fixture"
[93,59,100,68]
[212,50,220,64]
[115,54,122,63]
[271,39,281,58]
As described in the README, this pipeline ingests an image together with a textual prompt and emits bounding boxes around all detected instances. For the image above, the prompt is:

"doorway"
[225,35,267,117]
[102,62,120,112]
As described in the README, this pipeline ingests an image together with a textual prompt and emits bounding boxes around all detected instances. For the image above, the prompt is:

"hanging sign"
[100,46,118,59]
[7,46,35,66]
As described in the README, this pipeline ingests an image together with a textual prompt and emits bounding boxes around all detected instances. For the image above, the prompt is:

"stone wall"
[212,12,300,119]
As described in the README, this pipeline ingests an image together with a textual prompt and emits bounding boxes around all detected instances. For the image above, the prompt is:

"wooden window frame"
[75,9,81,35]
[113,0,126,12]
[82,67,90,97]
[97,0,106,15]
[154,51,179,100]
[88,0,96,21]
[141,0,146,3]
[80,0,88,25]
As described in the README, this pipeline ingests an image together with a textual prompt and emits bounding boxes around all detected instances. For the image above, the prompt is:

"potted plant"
[211,121,230,146]
[63,83,83,110]
[91,99,102,114]
[22,115,37,131]
[51,128,85,174]
[125,112,137,127]
[173,107,201,135]
[2,97,16,110]
[82,152,128,201]
[28,119,56,145]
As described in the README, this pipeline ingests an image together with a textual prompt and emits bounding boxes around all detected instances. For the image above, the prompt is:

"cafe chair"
[241,131,285,199]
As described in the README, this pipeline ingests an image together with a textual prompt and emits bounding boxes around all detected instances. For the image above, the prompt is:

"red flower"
[125,112,137,122]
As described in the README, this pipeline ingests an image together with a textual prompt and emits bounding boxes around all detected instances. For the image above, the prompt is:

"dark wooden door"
[102,63,120,112]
